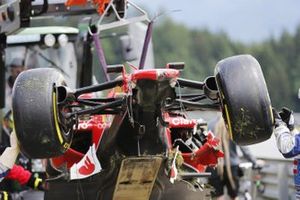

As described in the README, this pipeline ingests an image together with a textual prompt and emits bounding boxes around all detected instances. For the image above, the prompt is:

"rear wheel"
[215,55,273,145]
[12,68,73,158]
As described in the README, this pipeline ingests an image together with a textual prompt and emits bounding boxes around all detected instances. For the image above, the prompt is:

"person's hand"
[10,131,19,150]
[0,191,12,200]
[27,175,47,191]
[0,131,20,169]
[272,107,293,139]
[272,108,286,128]
[279,107,295,131]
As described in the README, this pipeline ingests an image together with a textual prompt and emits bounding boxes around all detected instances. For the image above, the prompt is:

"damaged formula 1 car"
[9,0,274,200]
[12,55,274,200]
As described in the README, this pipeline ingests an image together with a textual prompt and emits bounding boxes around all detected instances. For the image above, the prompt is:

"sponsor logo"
[79,156,95,175]
[171,118,196,126]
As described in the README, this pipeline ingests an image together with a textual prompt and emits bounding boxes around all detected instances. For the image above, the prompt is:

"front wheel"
[215,55,273,145]
[12,68,73,158]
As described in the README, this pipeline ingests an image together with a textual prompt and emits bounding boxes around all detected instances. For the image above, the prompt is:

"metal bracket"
[90,0,150,34]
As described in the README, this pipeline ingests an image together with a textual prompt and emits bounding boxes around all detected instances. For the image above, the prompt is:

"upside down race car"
[11,54,274,199]
[3,0,274,199]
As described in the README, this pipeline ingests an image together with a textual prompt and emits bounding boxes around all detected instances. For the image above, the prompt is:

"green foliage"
[152,18,300,111]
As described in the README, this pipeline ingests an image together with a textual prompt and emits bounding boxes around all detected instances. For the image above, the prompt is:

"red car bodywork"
[51,69,223,173]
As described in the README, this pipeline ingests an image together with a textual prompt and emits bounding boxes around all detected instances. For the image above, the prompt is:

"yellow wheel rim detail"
[52,91,64,144]
[224,104,233,140]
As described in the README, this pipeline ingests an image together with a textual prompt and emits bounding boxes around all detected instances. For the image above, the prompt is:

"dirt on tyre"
[215,54,273,145]
[12,68,73,158]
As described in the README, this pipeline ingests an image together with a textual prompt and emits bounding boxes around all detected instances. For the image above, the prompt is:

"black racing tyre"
[12,68,73,158]
[215,54,273,145]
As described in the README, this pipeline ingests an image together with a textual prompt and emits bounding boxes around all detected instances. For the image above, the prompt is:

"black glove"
[279,107,294,131]
[27,175,47,191]
[0,191,12,200]
[272,108,286,128]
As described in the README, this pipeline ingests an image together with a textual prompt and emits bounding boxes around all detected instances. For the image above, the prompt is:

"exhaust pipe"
[204,76,219,100]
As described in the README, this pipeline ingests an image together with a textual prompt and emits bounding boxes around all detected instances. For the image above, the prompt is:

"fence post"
[278,163,289,199]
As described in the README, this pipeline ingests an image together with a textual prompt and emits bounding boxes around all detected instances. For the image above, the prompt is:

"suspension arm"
[66,98,125,117]
[74,79,123,97]
[77,98,122,106]
[176,78,204,89]
[175,99,220,111]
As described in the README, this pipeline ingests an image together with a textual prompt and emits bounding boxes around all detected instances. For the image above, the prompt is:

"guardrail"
[241,158,295,200]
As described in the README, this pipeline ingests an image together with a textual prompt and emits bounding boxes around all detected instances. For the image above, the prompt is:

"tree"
[152,17,300,111]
